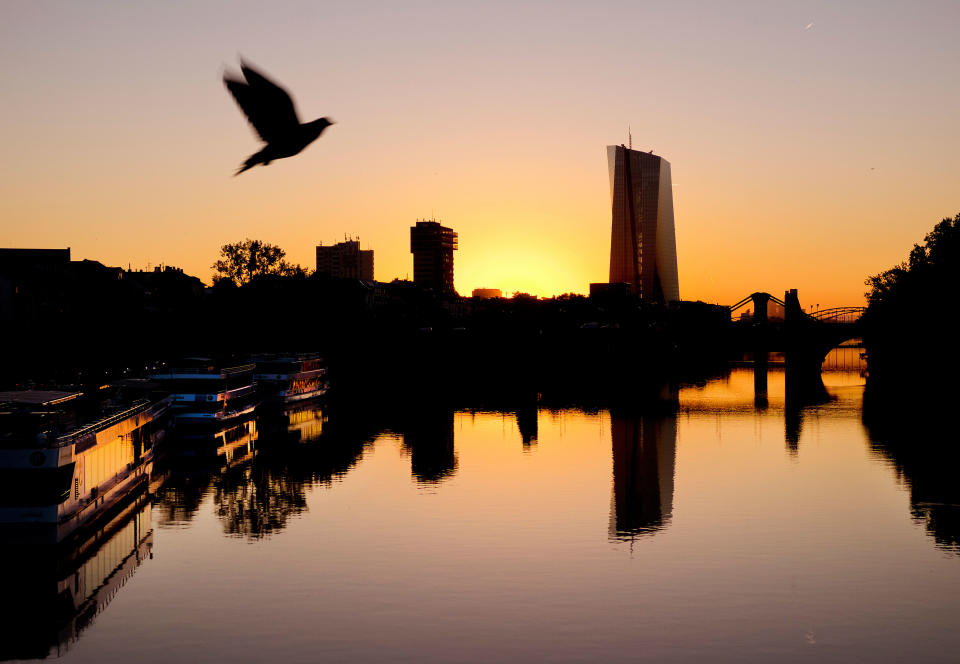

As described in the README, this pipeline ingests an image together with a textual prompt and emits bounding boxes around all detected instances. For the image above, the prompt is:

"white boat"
[150,360,258,427]
[252,353,328,404]
[0,390,167,540]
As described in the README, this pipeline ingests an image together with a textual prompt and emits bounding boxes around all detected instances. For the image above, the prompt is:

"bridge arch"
[728,290,866,369]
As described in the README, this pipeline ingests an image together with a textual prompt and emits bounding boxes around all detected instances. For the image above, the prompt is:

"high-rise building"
[607,145,680,302]
[410,220,458,293]
[315,240,374,280]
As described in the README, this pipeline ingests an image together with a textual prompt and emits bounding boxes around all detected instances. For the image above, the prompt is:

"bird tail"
[234,151,265,176]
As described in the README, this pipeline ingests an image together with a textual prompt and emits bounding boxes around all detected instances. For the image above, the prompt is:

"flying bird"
[223,60,334,175]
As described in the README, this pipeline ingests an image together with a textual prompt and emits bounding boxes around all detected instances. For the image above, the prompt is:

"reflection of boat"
[168,419,258,470]
[0,492,153,661]
[0,390,166,541]
[257,402,325,443]
[151,359,258,429]
[252,353,328,405]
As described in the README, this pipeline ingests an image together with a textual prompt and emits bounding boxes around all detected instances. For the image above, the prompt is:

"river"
[4,352,959,663]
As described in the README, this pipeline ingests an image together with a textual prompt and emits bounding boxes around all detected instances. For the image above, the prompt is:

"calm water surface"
[7,361,960,663]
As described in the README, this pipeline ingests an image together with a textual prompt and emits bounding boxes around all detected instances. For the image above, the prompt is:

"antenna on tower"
[628,126,632,150]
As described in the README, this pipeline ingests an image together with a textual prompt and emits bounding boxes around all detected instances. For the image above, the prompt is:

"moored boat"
[252,352,328,405]
[0,390,167,541]
[150,359,258,430]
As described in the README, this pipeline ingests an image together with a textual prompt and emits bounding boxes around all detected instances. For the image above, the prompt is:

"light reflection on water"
[5,362,960,663]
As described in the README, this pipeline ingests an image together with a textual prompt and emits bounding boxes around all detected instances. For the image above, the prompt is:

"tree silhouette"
[863,211,960,380]
[865,212,960,306]
[212,238,303,286]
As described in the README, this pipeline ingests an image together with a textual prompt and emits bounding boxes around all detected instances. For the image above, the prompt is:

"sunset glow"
[2,1,957,307]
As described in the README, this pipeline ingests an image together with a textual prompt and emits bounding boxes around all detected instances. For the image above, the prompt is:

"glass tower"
[607,145,680,302]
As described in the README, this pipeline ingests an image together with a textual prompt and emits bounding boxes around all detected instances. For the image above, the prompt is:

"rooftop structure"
[471,288,502,299]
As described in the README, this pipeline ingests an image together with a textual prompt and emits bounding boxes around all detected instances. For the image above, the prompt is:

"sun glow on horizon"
[1,2,957,311]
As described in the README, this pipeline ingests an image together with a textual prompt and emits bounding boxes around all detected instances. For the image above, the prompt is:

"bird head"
[306,117,334,138]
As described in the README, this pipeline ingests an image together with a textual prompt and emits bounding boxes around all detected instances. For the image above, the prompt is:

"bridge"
[727,289,865,374]
[728,291,866,452]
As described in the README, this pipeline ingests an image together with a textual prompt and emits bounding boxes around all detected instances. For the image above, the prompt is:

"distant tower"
[607,145,679,302]
[410,220,458,293]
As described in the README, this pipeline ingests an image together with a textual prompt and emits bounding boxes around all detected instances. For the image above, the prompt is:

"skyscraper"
[315,240,374,280]
[410,220,458,293]
[607,145,680,302]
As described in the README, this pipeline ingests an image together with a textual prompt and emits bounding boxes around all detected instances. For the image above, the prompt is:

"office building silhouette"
[315,240,374,280]
[410,220,458,293]
[607,145,680,302]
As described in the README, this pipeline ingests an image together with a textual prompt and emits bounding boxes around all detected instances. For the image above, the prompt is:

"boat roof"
[0,390,82,406]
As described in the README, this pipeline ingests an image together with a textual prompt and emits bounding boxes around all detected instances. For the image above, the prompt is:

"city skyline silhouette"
[2,2,957,306]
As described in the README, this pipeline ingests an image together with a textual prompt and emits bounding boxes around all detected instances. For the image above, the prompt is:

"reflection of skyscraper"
[607,145,679,302]
[514,403,538,447]
[609,410,677,540]
[403,408,457,484]
[410,220,458,293]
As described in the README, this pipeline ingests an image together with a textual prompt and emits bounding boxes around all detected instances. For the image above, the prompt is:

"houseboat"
[0,389,167,542]
[252,353,328,405]
[150,359,258,430]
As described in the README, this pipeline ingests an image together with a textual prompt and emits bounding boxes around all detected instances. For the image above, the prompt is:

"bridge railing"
[808,307,866,324]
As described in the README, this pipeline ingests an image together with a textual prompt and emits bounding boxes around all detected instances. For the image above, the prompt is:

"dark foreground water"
[5,360,960,663]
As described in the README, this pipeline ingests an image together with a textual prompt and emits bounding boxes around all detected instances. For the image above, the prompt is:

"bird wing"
[223,62,301,143]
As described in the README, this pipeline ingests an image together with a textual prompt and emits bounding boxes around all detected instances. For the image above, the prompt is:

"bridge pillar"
[750,292,771,325]
[783,289,804,325]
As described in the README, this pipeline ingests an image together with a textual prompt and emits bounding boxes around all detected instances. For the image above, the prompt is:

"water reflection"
[783,367,831,455]
[863,385,960,554]
[609,407,677,540]
[153,402,375,539]
[514,401,539,448]
[402,406,457,484]
[214,463,307,538]
[153,419,257,529]
[213,402,357,539]
[753,352,769,410]
[7,363,960,663]
[0,495,152,660]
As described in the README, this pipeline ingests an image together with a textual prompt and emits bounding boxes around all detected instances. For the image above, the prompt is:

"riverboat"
[0,390,167,541]
[150,359,258,429]
[252,353,328,404]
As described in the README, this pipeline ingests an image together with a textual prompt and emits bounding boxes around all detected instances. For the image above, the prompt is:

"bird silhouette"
[223,60,334,175]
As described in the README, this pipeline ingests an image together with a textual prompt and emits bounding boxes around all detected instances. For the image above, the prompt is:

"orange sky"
[2,1,958,308]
